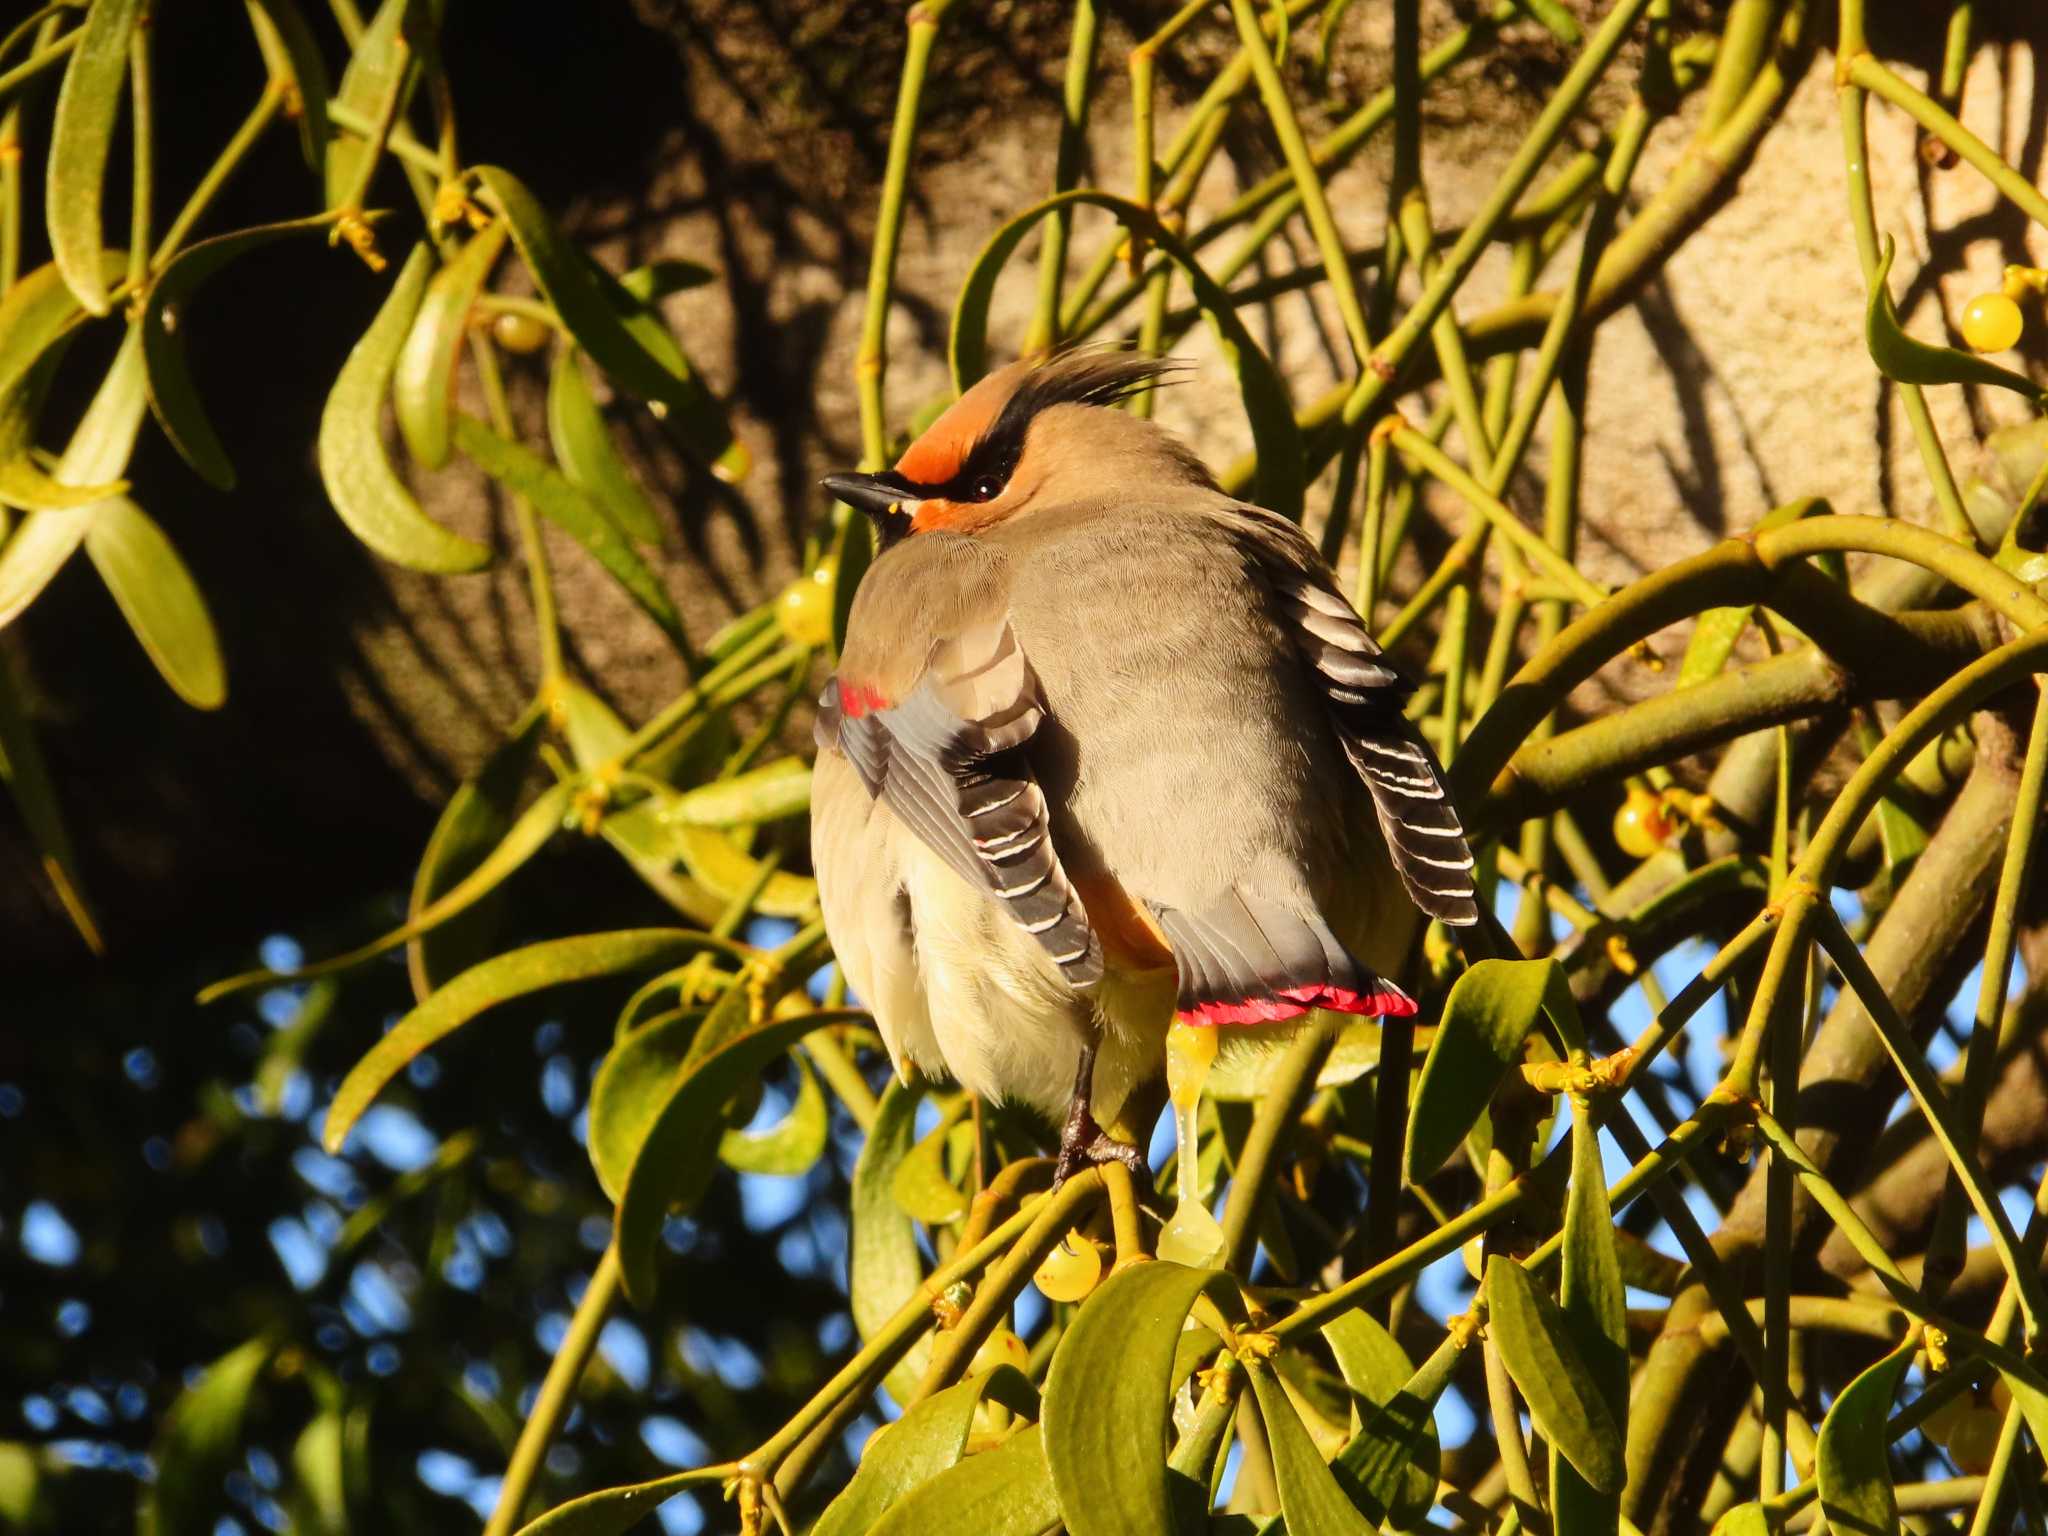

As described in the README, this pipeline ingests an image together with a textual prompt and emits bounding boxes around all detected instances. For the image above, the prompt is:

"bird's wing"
[815,616,1103,992]
[1230,507,1480,927]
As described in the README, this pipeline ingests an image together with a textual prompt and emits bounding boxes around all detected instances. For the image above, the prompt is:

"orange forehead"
[895,362,1028,486]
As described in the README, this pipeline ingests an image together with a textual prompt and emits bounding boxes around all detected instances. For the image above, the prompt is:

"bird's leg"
[1053,1037,1149,1189]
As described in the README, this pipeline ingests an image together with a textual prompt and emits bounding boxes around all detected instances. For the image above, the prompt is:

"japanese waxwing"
[812,351,1478,1181]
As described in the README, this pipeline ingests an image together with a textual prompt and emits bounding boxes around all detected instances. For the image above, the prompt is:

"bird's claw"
[1053,1105,1150,1191]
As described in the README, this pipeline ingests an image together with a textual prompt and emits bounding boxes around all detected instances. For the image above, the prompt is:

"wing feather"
[818,629,1103,991]
[1233,510,1481,927]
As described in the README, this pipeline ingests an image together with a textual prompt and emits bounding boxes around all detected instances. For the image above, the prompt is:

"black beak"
[821,472,912,522]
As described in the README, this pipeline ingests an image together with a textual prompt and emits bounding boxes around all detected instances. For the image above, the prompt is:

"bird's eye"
[970,475,1003,502]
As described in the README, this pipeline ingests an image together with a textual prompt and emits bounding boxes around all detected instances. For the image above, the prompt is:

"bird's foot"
[1053,1100,1150,1190]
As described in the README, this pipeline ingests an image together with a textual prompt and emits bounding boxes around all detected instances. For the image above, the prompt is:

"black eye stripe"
[895,356,1184,505]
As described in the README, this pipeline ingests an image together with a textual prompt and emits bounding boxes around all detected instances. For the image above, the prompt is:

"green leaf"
[831,507,872,659]
[615,1003,862,1304]
[1553,1098,1627,1536]
[588,1004,703,1203]
[1043,1261,1237,1536]
[950,188,1303,521]
[394,222,508,470]
[245,0,331,170]
[143,217,344,490]
[451,413,688,655]
[0,335,125,513]
[555,684,731,923]
[508,1468,729,1536]
[869,1422,1062,1536]
[813,1367,1040,1536]
[0,255,127,406]
[855,1079,934,1408]
[892,1097,972,1224]
[1322,1310,1437,1527]
[719,1046,828,1176]
[1406,958,1558,1180]
[559,678,632,764]
[45,0,139,315]
[0,1442,46,1530]
[82,498,226,708]
[407,703,546,1000]
[286,1408,347,1536]
[1990,1355,2048,1460]
[655,757,810,828]
[1245,1362,1375,1536]
[1331,1326,1463,1531]
[324,0,413,208]
[1815,1339,1911,1536]
[472,165,748,483]
[200,779,574,1003]
[0,319,148,629]
[1208,1016,1383,1102]
[619,259,717,302]
[548,346,663,544]
[1865,237,2045,403]
[317,244,491,572]
[0,290,124,520]
[1483,1255,1624,1494]
[140,1338,273,1536]
[332,1128,478,1259]
[670,823,818,918]
[1708,1504,1771,1536]
[0,645,101,953]
[321,929,724,1152]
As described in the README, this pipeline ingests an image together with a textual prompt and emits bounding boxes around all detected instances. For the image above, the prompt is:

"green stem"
[1837,56,1972,540]
[1221,1022,1334,1275]
[1699,0,1775,132]
[153,82,284,268]
[855,0,960,469]
[1486,1326,1546,1534]
[1931,696,2048,1295]
[1392,425,1606,607]
[1355,429,1390,620]
[1848,53,2048,233]
[1341,0,1660,429]
[1939,2,1973,103]
[1809,905,2048,1339]
[329,25,407,216]
[125,19,150,290]
[618,623,786,765]
[326,97,442,177]
[747,1173,1102,1476]
[0,23,77,107]
[1070,2,1515,343]
[1024,0,1098,355]
[1230,0,1371,365]
[801,1029,878,1134]
[470,333,562,686]
[910,1172,1102,1399]
[482,1244,621,1536]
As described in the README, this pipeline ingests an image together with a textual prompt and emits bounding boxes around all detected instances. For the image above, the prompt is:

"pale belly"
[894,834,1174,1122]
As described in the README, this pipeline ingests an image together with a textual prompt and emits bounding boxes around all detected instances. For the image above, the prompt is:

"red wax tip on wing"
[839,682,890,719]
[1176,981,1417,1029]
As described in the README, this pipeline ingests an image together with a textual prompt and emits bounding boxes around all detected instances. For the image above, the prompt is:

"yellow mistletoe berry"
[1612,786,1674,860]
[1944,1403,2005,1474]
[1033,1230,1103,1303]
[1960,291,2023,354]
[777,563,837,648]
[491,310,551,355]
[972,1328,1031,1376]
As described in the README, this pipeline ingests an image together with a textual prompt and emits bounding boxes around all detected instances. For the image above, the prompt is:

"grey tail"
[1152,889,1417,1028]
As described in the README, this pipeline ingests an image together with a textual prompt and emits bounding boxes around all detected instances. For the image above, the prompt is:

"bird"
[810,350,1478,1184]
